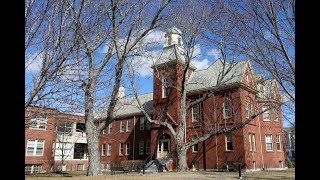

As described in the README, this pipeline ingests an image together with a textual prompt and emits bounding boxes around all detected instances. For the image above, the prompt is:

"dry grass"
[25,168,295,180]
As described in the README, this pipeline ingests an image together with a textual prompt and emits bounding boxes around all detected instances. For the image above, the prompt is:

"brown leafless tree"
[127,0,282,171]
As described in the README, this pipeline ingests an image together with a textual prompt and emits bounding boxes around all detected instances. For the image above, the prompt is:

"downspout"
[258,113,264,170]
[201,100,206,171]
[133,116,136,160]
[214,96,219,170]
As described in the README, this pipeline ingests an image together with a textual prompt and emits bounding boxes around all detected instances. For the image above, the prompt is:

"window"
[120,121,125,133]
[102,130,106,134]
[192,136,198,153]
[25,165,41,174]
[263,106,270,120]
[126,120,131,132]
[139,141,144,155]
[246,74,249,84]
[162,77,168,98]
[126,142,130,155]
[168,36,172,45]
[73,143,87,159]
[146,120,151,130]
[76,123,85,132]
[249,133,252,151]
[54,142,72,160]
[223,99,232,119]
[292,150,295,158]
[57,121,73,135]
[192,104,199,122]
[245,101,252,119]
[178,37,182,46]
[77,164,84,171]
[140,117,145,130]
[253,161,256,170]
[265,134,273,151]
[146,141,151,154]
[107,144,111,156]
[278,161,283,168]
[276,135,281,151]
[30,118,47,129]
[108,123,112,133]
[274,108,278,121]
[26,140,44,156]
[225,133,233,151]
[119,143,124,155]
[101,144,106,156]
[252,133,256,151]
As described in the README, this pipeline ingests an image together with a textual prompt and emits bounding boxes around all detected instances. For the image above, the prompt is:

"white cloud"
[207,48,221,60]
[143,30,165,45]
[191,44,201,58]
[131,50,160,77]
[192,58,210,70]
[25,52,43,73]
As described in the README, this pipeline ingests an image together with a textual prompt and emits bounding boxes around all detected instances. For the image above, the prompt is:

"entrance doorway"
[157,134,171,158]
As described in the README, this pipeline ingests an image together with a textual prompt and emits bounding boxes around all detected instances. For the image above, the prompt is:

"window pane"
[25,165,32,174]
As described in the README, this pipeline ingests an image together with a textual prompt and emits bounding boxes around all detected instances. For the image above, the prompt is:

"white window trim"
[107,144,111,156]
[102,130,106,134]
[120,121,125,133]
[126,142,130,155]
[126,120,131,132]
[108,123,112,134]
[139,141,144,155]
[223,100,232,119]
[162,77,168,98]
[119,143,124,156]
[140,117,145,130]
[263,106,270,121]
[101,144,106,156]
[265,134,273,151]
[276,135,281,151]
[225,133,233,151]
[274,108,279,122]
[192,137,198,153]
[29,118,47,130]
[252,133,256,151]
[192,105,199,122]
[249,133,252,151]
[26,139,45,156]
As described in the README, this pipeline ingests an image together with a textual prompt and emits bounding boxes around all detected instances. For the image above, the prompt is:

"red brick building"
[25,106,88,174]
[97,27,287,172]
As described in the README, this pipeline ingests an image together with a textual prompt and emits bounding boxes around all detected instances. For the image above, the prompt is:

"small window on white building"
[120,121,125,133]
[263,106,270,121]
[26,139,44,156]
[30,118,47,130]
[265,134,273,151]
[57,121,73,135]
[192,104,199,122]
[107,144,112,156]
[223,99,232,119]
[139,141,144,155]
[140,117,145,130]
[162,77,168,98]
[225,133,233,151]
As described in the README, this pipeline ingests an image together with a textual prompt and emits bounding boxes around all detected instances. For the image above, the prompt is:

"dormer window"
[178,37,182,46]
[168,36,172,46]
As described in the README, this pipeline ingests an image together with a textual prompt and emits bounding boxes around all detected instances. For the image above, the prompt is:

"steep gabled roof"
[186,60,249,92]
[95,93,153,119]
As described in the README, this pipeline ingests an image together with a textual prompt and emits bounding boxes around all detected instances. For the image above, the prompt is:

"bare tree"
[204,0,295,126]
[25,0,78,108]
[126,1,283,171]
[55,0,173,176]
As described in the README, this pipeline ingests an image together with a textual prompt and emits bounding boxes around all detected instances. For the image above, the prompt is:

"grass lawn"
[25,168,295,180]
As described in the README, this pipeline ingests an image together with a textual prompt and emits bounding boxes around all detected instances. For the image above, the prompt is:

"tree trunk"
[86,130,102,176]
[177,145,189,171]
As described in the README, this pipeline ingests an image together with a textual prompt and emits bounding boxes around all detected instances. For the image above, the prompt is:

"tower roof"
[165,27,182,36]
